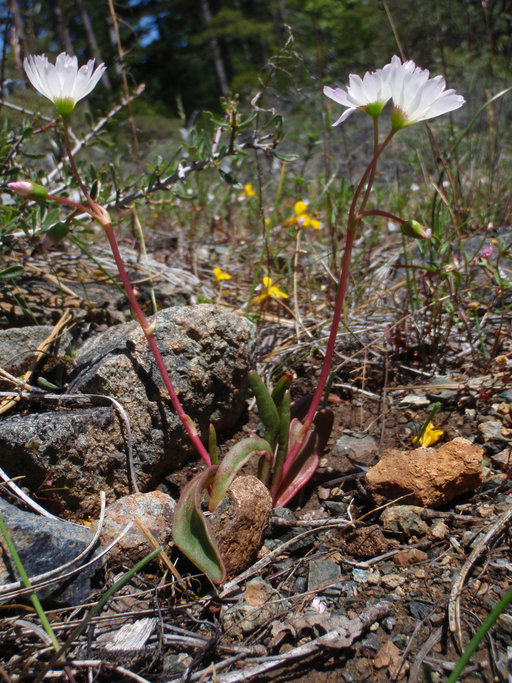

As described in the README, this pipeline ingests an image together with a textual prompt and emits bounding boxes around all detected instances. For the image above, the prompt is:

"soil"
[1,236,512,682]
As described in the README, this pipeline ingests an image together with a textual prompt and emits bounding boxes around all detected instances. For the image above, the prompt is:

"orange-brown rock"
[209,475,272,580]
[365,437,483,508]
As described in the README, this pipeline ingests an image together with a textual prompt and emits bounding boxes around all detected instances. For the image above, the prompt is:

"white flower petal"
[23,51,106,113]
[385,55,464,128]
[324,66,391,125]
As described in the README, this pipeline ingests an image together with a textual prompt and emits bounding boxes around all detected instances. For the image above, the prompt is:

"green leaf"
[208,424,218,466]
[249,371,280,445]
[270,389,290,491]
[218,169,243,188]
[273,151,298,162]
[0,265,24,280]
[208,437,272,512]
[271,373,292,409]
[237,112,258,130]
[46,222,70,244]
[172,467,226,584]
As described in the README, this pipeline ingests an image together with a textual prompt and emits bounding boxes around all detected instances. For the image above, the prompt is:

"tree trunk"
[8,0,27,74]
[50,0,74,55]
[199,0,229,96]
[75,0,112,91]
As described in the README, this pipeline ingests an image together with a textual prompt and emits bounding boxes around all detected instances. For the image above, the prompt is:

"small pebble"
[382,616,396,632]
[430,520,449,539]
[381,574,406,589]
[352,568,370,584]
[399,393,430,408]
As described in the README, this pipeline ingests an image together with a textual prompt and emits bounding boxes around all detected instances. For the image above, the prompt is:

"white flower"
[324,68,391,125]
[385,55,465,130]
[24,52,106,117]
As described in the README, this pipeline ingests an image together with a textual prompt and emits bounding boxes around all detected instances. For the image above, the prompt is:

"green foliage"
[172,467,226,584]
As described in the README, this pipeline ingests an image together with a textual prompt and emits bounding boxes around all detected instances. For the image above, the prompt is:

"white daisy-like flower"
[24,52,106,117]
[324,68,391,125]
[385,55,465,130]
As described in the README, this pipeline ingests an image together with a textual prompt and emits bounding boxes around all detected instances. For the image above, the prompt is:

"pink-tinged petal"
[347,73,365,100]
[332,108,356,126]
[8,181,33,196]
[323,85,351,107]
[420,92,465,119]
[324,65,391,125]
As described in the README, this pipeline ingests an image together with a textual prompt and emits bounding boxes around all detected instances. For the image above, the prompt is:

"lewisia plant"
[10,51,465,585]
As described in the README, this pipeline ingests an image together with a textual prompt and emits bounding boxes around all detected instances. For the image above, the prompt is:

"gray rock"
[352,568,370,584]
[332,433,378,468]
[399,393,430,408]
[380,505,429,537]
[0,497,98,604]
[0,407,130,516]
[478,420,506,442]
[499,389,512,403]
[68,304,255,436]
[308,558,341,595]
[0,305,256,514]
[426,375,458,403]
[0,325,73,388]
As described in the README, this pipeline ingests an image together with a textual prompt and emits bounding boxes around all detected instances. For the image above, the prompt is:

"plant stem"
[357,209,404,224]
[62,120,96,211]
[102,222,212,467]
[62,123,212,468]
[280,129,396,482]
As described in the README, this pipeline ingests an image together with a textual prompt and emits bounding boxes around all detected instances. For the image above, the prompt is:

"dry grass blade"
[448,508,512,652]
[0,309,72,415]
[133,515,183,584]
[0,464,63,522]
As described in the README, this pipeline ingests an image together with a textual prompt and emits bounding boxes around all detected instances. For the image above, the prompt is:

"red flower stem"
[60,128,212,468]
[279,129,396,483]
[102,222,212,467]
[360,118,380,211]
[47,193,97,218]
[63,121,97,213]
[348,129,396,228]
[357,209,404,224]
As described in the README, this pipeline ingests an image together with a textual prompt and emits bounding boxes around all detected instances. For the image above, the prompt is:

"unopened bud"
[8,180,48,201]
[400,219,432,240]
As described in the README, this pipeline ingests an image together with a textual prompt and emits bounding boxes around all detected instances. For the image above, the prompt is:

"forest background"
[3,0,512,121]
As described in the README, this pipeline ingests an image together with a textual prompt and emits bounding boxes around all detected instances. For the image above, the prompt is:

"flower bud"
[400,219,432,240]
[8,181,48,201]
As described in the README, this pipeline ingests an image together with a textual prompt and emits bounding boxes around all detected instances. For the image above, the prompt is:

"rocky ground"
[0,236,511,682]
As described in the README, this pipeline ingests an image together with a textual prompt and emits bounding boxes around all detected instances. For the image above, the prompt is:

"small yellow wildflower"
[240,183,256,199]
[413,421,443,447]
[283,200,321,229]
[214,267,231,284]
[253,276,288,304]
